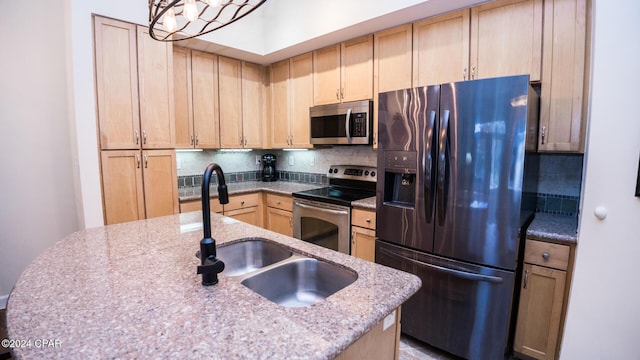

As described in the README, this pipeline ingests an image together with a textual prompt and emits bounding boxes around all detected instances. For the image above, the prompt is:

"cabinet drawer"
[352,208,376,230]
[266,193,293,211]
[225,192,260,211]
[180,200,223,213]
[524,239,570,270]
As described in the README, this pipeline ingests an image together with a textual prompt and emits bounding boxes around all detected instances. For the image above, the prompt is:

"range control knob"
[371,171,376,177]
[364,170,370,176]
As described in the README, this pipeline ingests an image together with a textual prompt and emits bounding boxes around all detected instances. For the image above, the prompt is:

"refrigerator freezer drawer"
[375,240,516,360]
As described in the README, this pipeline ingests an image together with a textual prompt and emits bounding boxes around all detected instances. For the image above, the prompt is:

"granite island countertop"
[7,212,421,359]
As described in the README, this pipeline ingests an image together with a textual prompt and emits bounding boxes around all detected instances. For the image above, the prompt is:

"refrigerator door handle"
[379,247,503,284]
[345,108,352,143]
[424,110,436,223]
[437,109,450,226]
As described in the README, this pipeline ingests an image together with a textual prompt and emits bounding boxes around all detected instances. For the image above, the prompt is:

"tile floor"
[399,335,461,360]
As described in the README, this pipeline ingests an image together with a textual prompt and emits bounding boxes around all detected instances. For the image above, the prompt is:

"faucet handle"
[197,256,225,286]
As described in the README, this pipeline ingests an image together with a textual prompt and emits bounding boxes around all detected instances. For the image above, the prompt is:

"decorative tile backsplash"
[177,149,584,216]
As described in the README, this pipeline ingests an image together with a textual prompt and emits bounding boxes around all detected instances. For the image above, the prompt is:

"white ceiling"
[175,0,490,65]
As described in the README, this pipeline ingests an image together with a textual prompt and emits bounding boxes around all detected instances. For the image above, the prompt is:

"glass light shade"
[183,0,199,22]
[163,8,178,32]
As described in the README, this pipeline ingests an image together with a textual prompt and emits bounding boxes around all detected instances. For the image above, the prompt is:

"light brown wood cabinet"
[191,50,221,149]
[241,61,267,149]
[100,150,178,225]
[336,307,401,360]
[95,17,175,150]
[179,199,224,214]
[313,35,373,105]
[351,208,376,262]
[514,239,572,360]
[538,0,589,152]
[265,193,294,237]
[173,47,195,148]
[269,53,313,149]
[373,24,413,149]
[412,0,543,86]
[181,192,262,227]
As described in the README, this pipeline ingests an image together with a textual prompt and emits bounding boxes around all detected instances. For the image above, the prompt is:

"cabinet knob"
[241,201,245,206]
[542,252,549,260]
[276,201,281,204]
[541,126,546,145]
[365,218,371,223]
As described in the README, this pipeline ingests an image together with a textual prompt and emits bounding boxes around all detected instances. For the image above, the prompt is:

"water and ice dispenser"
[383,151,417,207]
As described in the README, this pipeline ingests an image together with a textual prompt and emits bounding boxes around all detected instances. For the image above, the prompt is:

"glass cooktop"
[293,186,376,207]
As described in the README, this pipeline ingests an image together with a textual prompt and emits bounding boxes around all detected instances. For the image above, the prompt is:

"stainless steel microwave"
[309,100,373,145]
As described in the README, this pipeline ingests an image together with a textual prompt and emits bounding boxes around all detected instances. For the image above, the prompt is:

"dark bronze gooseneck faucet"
[196,163,229,286]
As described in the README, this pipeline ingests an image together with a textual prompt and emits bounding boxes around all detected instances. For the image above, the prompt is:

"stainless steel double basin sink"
[214,238,357,308]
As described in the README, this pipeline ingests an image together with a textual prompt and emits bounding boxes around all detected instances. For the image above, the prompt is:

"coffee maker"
[261,154,277,182]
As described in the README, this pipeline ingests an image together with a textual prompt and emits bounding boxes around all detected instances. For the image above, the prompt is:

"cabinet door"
[100,150,145,224]
[191,51,220,149]
[470,0,543,81]
[313,44,341,105]
[374,24,413,149]
[219,56,243,148]
[241,61,266,149]
[173,47,194,148]
[266,207,293,237]
[413,10,470,86]
[514,263,567,360]
[269,59,291,148]
[351,226,376,262]
[226,207,261,227]
[539,0,588,152]
[142,150,178,218]
[137,26,175,149]
[94,17,140,150]
[341,35,373,102]
[289,53,313,148]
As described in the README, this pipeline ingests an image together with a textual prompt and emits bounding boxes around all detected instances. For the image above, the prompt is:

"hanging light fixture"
[148,0,267,41]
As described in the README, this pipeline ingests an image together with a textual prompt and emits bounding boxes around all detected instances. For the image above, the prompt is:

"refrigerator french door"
[376,75,538,360]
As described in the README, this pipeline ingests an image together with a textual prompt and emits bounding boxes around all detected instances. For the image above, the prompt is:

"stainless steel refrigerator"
[375,75,539,360]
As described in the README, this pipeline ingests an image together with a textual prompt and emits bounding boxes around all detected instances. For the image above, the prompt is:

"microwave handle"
[345,108,352,143]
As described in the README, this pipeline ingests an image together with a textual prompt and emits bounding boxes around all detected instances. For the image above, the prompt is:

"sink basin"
[241,258,358,307]
[216,238,293,277]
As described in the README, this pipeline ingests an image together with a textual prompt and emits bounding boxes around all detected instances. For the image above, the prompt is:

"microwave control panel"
[352,112,367,137]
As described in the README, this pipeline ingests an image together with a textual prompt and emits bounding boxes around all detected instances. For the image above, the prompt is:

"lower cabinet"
[265,193,293,237]
[100,149,178,225]
[179,193,261,227]
[514,239,572,360]
[335,307,401,360]
[351,208,377,262]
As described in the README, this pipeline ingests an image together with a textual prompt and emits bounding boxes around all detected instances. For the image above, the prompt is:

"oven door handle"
[294,201,348,216]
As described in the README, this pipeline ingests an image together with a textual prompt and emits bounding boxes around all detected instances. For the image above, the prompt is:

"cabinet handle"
[289,217,292,227]
[241,201,245,206]
[336,89,340,100]
[341,88,344,100]
[240,136,243,146]
[136,154,141,169]
[523,269,529,289]
[542,252,550,260]
[373,132,377,146]
[463,67,467,80]
[142,130,147,145]
[541,126,546,145]
[471,65,476,80]
[144,154,148,168]
[195,135,199,146]
[190,134,194,146]
[135,130,140,145]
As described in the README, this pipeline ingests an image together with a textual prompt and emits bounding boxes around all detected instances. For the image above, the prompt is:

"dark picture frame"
[636,155,640,197]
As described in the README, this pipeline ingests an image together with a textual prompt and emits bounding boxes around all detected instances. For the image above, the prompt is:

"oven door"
[292,198,351,254]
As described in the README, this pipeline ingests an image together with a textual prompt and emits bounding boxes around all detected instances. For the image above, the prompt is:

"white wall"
[560,0,640,358]
[0,2,79,305]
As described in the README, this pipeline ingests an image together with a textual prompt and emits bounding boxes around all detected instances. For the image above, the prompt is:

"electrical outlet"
[288,156,294,166]
[309,156,315,167]
[255,155,261,165]
[176,159,182,170]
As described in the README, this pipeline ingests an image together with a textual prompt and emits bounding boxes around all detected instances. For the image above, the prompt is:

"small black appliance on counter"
[261,154,277,182]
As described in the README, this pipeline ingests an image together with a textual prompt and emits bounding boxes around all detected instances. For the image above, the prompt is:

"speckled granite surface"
[527,212,578,244]
[7,212,421,360]
[179,181,320,202]
[351,196,376,210]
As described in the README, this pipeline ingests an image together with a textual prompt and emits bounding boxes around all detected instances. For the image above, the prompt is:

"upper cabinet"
[190,51,220,149]
[373,24,414,148]
[94,17,175,150]
[313,35,373,105]
[219,56,244,148]
[241,61,267,149]
[413,10,470,85]
[538,0,589,152]
[413,0,542,86]
[173,46,194,148]
[269,54,313,149]
[470,0,543,81]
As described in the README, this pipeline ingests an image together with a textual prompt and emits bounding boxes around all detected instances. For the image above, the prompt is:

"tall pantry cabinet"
[94,16,178,225]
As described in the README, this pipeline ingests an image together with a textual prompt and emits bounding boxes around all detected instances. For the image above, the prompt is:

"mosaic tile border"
[178,171,328,188]
[536,193,580,216]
